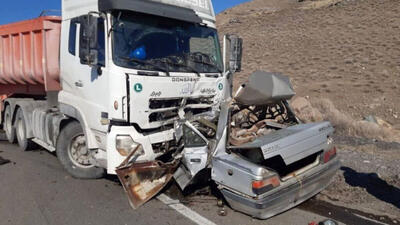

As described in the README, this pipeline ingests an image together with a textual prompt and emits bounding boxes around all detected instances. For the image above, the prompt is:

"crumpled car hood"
[235,71,296,105]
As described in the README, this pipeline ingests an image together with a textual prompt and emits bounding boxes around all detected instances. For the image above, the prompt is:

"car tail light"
[323,147,337,163]
[252,176,280,195]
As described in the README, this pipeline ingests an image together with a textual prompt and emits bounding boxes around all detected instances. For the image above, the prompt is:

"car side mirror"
[79,14,99,66]
[223,34,243,73]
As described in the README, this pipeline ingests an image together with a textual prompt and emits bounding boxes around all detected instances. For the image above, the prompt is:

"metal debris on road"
[217,208,227,216]
[116,145,179,209]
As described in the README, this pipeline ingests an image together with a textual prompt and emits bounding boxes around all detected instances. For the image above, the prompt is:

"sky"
[0,0,249,25]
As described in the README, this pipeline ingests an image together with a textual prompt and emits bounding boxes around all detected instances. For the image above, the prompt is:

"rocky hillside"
[217,0,400,129]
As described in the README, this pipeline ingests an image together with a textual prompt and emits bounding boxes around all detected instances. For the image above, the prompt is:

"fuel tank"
[0,16,62,95]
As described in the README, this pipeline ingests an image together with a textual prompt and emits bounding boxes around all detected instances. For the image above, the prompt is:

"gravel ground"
[319,136,400,219]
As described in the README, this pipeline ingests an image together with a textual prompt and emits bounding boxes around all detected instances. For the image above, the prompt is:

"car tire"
[4,105,16,144]
[56,121,104,179]
[15,108,37,151]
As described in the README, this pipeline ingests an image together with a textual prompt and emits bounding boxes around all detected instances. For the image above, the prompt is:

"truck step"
[32,138,56,152]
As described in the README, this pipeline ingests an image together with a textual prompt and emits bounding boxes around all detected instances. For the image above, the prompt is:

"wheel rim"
[67,134,94,169]
[16,118,25,143]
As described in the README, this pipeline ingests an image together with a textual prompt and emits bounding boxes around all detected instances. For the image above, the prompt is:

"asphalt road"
[0,138,335,225]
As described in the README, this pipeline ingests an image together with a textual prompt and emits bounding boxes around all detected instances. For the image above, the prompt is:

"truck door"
[60,17,109,143]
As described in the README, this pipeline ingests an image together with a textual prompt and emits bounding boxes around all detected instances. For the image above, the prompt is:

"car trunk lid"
[230,121,334,165]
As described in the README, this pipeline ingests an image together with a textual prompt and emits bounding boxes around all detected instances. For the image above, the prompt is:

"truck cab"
[60,0,231,174]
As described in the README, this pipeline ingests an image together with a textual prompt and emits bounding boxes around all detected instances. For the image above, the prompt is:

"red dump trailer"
[0,16,62,96]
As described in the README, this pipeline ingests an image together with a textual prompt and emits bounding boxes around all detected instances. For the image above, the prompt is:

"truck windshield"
[111,11,223,74]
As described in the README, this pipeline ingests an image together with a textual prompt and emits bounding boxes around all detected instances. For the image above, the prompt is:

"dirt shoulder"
[320,136,400,219]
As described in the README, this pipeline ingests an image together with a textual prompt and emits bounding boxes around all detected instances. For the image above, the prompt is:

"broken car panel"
[235,71,296,106]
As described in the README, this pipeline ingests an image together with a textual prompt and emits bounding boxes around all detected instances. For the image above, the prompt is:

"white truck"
[0,0,339,219]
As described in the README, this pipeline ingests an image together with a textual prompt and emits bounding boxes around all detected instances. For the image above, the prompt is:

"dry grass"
[292,97,400,143]
[300,0,344,9]
[311,98,400,142]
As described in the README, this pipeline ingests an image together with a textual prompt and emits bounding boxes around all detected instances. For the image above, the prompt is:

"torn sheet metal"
[116,145,178,209]
[174,120,212,190]
[174,146,209,190]
[235,71,295,105]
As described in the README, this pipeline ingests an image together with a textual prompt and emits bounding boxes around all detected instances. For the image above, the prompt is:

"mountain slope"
[217,0,400,128]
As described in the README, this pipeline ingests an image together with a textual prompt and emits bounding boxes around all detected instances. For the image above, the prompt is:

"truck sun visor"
[235,71,296,105]
[98,0,202,24]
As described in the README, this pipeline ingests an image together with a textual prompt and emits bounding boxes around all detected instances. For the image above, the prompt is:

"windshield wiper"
[164,59,201,77]
[120,57,170,76]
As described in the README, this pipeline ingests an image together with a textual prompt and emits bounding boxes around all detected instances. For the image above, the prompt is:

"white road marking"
[354,213,387,225]
[157,194,217,225]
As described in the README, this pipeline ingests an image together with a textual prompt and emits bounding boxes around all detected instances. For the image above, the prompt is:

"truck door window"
[68,19,79,55]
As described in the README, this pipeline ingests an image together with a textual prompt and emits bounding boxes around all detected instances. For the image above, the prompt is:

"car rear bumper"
[221,158,340,219]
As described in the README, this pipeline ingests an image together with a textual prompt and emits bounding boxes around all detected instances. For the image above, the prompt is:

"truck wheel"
[15,108,37,151]
[56,121,104,179]
[4,105,16,143]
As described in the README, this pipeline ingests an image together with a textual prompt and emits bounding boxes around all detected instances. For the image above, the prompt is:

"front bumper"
[220,158,340,219]
[106,125,175,174]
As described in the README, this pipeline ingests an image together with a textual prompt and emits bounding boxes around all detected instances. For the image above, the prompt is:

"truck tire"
[56,121,104,179]
[15,108,37,151]
[4,105,16,143]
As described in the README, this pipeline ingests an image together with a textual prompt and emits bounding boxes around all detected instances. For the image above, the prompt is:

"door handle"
[75,80,83,87]
[122,96,128,118]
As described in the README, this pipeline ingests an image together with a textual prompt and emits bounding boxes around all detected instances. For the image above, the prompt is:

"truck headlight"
[116,135,142,156]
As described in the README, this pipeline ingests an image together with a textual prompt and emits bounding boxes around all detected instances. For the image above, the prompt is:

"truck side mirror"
[79,14,99,66]
[223,34,243,73]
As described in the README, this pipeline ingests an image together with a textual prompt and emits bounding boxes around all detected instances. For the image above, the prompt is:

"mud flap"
[116,145,179,209]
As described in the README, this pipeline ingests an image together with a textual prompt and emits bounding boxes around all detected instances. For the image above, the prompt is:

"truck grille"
[149,96,214,109]
[148,96,215,123]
